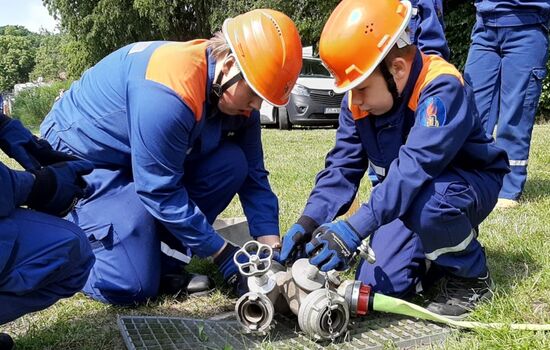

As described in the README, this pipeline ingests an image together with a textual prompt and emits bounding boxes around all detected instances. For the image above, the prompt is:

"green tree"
[208,0,339,49]
[60,38,93,80]
[43,0,217,68]
[30,33,68,82]
[0,26,38,92]
[0,25,35,38]
[133,0,212,40]
[43,0,341,76]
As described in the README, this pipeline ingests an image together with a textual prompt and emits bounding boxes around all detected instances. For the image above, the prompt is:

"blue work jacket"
[42,40,279,257]
[303,50,509,238]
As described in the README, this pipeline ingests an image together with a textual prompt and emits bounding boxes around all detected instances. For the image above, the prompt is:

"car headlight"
[291,84,310,97]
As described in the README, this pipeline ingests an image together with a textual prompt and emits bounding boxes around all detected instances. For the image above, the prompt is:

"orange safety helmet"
[320,0,413,93]
[223,9,303,107]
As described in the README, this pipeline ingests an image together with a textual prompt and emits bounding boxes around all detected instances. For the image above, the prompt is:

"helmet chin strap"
[378,60,401,112]
[210,68,244,108]
[377,31,410,112]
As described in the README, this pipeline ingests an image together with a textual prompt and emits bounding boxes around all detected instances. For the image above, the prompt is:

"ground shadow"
[484,246,541,294]
[521,178,550,202]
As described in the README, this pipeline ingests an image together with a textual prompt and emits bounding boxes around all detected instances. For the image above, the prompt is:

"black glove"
[26,160,94,217]
[279,216,319,265]
[214,242,249,296]
[0,113,78,171]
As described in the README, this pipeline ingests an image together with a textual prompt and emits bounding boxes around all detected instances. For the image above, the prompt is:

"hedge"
[11,81,72,127]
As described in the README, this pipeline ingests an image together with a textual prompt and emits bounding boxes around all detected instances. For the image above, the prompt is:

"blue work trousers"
[47,140,248,305]
[464,21,549,200]
[0,209,94,324]
[356,168,502,297]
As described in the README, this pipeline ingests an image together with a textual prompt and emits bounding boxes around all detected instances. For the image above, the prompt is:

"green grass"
[2,125,550,349]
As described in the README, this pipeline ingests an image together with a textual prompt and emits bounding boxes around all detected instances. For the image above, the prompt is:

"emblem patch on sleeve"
[418,96,446,127]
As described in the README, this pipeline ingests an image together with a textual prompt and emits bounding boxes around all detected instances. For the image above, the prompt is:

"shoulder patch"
[418,96,446,127]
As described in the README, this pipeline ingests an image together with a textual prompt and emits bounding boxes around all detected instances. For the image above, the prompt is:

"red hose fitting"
[356,283,372,316]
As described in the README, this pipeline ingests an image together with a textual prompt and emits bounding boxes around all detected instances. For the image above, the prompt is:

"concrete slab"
[213,217,251,247]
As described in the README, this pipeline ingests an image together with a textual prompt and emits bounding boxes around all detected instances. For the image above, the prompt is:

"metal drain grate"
[118,314,451,349]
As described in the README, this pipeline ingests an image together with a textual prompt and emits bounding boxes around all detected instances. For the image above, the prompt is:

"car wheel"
[264,107,278,129]
[278,107,291,130]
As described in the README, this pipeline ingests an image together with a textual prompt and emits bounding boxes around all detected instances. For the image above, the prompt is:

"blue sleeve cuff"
[198,233,226,257]
[13,170,35,207]
[347,204,379,239]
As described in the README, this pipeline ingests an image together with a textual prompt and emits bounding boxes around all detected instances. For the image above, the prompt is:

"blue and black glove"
[305,220,362,272]
[214,242,249,296]
[26,160,94,217]
[279,216,319,265]
[0,113,78,171]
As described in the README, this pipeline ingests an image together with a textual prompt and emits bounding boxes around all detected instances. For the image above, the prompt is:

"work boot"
[425,270,494,320]
[0,333,14,350]
[495,198,519,209]
[159,271,215,298]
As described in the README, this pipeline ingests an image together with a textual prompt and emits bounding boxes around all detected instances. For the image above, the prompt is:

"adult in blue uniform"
[464,0,550,208]
[39,9,303,305]
[0,113,94,349]
[280,0,509,319]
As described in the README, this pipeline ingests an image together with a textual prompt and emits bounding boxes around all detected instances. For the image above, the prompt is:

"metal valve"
[233,240,273,277]
[358,239,376,264]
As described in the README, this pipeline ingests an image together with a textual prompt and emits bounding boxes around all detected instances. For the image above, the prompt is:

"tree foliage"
[0,26,39,92]
[30,33,68,82]
[43,0,341,71]
[208,0,339,50]
[43,0,216,65]
[40,0,550,120]
[60,38,93,80]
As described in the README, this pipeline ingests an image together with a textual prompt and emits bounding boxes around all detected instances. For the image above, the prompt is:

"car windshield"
[301,59,332,78]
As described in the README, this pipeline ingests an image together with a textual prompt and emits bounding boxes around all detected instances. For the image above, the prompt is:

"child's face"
[350,68,394,116]
[217,56,263,116]
[218,68,263,116]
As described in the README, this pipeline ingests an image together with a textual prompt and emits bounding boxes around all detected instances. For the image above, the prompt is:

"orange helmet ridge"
[320,0,413,93]
[223,9,303,107]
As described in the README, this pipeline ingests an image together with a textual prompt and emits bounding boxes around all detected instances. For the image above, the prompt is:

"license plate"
[324,107,340,114]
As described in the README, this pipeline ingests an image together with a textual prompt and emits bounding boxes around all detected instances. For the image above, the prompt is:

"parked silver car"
[260,57,344,130]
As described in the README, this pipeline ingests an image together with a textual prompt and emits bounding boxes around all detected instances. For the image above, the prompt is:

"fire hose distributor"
[297,288,350,341]
[285,259,349,341]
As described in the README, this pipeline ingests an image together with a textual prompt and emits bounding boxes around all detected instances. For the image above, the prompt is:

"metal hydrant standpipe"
[234,241,349,339]
[234,241,550,341]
